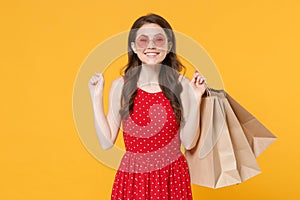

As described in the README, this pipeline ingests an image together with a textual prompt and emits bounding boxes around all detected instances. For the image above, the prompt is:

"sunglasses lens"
[136,36,149,48]
[153,35,165,47]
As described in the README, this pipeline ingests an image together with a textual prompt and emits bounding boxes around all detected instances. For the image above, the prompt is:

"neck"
[138,63,161,83]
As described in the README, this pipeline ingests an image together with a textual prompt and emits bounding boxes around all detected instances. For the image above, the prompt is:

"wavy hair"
[119,13,186,126]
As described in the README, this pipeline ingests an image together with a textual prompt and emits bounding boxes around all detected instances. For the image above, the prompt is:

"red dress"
[111,87,193,200]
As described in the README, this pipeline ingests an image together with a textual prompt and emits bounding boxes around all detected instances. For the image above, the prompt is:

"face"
[131,23,172,65]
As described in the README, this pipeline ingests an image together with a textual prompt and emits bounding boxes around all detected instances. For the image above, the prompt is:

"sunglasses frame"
[135,33,168,49]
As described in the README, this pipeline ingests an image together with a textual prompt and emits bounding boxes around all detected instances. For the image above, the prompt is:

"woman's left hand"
[190,70,207,101]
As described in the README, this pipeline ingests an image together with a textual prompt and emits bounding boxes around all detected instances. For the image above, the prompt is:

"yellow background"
[1,0,299,199]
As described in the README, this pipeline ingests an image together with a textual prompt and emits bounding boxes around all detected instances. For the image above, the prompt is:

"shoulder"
[178,75,193,102]
[110,76,124,94]
[111,76,124,86]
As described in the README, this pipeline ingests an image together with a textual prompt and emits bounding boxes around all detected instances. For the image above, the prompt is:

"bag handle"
[203,82,226,98]
[203,82,212,97]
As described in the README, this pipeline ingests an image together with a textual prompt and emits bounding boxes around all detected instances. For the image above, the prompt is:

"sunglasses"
[135,34,167,49]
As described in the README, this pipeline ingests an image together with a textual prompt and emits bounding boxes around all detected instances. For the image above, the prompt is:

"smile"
[144,52,160,57]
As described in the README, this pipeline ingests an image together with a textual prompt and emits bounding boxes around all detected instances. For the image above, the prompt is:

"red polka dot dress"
[111,87,193,200]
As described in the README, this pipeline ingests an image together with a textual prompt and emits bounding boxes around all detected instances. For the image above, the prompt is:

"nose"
[146,39,155,49]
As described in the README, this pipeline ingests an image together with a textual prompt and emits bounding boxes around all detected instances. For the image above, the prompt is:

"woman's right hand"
[88,72,104,101]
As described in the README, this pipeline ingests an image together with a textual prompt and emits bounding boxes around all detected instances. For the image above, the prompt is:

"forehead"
[136,23,166,37]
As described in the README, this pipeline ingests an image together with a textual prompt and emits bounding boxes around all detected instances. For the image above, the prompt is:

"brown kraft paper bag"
[185,88,276,188]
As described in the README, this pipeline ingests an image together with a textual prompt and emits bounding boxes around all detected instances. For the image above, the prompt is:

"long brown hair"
[120,13,186,126]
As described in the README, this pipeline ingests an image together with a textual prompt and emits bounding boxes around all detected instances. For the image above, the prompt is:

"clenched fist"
[88,72,104,101]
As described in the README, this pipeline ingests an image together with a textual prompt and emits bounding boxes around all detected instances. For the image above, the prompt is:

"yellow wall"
[1,0,299,199]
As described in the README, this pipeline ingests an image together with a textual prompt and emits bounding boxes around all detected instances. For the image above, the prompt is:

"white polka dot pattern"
[111,88,193,199]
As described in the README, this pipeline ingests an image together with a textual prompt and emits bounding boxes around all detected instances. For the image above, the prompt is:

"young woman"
[88,13,206,200]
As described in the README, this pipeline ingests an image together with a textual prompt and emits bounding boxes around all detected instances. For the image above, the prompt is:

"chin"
[140,55,166,65]
[142,60,163,65]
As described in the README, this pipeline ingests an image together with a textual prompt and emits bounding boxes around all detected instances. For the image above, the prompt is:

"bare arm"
[88,74,123,150]
[179,73,206,150]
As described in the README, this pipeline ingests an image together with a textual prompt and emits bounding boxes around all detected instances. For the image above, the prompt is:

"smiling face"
[131,23,172,65]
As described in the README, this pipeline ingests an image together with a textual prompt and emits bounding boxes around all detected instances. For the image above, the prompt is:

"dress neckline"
[137,87,163,94]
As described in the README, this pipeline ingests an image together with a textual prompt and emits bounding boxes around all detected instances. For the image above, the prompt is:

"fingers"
[191,70,198,83]
[89,72,103,86]
[192,70,206,86]
[198,76,206,85]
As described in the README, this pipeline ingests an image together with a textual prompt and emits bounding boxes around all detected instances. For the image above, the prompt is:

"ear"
[167,41,173,53]
[131,42,137,54]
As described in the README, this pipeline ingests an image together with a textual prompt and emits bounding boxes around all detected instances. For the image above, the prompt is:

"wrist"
[92,95,103,106]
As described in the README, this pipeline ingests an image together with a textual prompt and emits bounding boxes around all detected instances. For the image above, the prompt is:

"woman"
[88,13,206,200]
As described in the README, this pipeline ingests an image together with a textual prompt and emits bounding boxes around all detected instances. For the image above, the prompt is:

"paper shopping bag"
[219,90,261,182]
[225,92,277,157]
[185,88,274,188]
[185,91,242,188]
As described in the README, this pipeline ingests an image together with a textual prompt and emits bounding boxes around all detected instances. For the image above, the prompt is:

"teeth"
[145,52,159,56]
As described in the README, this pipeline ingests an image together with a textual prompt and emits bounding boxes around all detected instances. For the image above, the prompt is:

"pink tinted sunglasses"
[135,34,167,49]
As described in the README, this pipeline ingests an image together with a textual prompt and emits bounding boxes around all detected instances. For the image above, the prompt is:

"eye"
[154,35,165,41]
[137,36,149,41]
